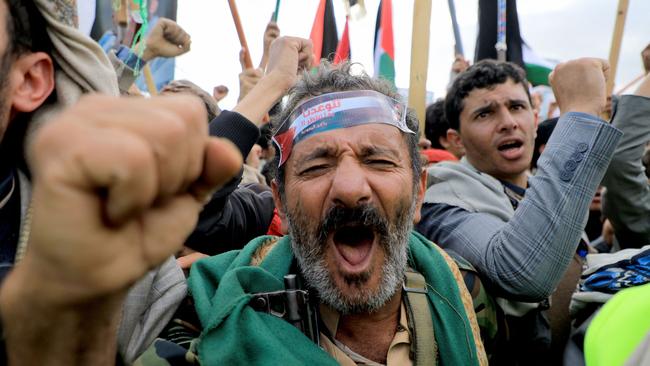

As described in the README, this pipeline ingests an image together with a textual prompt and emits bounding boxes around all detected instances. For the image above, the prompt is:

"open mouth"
[498,140,523,151]
[331,223,376,271]
[497,139,524,159]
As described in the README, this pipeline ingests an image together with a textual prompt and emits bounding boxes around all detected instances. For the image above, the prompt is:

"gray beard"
[286,199,416,315]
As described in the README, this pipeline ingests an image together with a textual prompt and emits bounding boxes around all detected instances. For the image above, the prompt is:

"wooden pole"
[143,64,158,96]
[606,0,630,96]
[408,0,432,136]
[228,0,254,69]
[116,0,128,27]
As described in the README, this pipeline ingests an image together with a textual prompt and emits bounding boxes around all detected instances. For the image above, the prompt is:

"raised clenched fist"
[549,58,609,117]
[140,18,191,62]
[22,94,241,306]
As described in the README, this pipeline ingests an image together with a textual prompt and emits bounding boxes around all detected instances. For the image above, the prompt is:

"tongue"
[336,239,373,266]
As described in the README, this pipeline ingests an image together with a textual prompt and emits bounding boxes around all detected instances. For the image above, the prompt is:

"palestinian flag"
[523,43,556,86]
[373,0,395,86]
[310,0,339,66]
[474,0,524,69]
[333,16,351,64]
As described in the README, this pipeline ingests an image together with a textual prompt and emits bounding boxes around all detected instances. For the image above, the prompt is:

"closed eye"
[365,159,397,167]
[299,164,330,175]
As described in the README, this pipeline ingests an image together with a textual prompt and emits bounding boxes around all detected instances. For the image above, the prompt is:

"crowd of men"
[0,1,648,365]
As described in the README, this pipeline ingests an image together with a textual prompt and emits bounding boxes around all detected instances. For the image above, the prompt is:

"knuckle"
[157,113,189,147]
[123,139,155,172]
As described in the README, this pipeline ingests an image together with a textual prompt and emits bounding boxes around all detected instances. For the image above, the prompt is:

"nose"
[498,107,518,132]
[329,157,372,208]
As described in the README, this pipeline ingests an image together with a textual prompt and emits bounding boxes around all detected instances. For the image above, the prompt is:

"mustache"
[318,204,389,243]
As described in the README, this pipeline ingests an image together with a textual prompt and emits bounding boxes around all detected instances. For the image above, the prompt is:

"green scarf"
[188,231,480,365]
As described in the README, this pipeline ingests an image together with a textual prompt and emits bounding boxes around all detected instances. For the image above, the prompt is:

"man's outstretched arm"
[0,95,242,365]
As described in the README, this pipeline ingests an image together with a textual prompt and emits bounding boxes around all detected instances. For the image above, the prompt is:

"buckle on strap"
[403,270,429,294]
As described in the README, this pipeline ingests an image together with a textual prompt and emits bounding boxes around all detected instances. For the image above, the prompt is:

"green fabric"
[525,63,553,86]
[584,283,650,366]
[378,53,396,86]
[188,231,480,366]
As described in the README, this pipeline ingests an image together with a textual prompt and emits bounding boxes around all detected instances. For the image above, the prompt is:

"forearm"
[496,113,621,298]
[233,73,289,125]
[0,262,125,365]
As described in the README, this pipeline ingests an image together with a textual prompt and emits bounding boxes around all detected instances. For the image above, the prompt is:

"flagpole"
[606,0,630,97]
[408,0,432,136]
[228,0,254,69]
[447,0,464,57]
[143,64,158,96]
[273,0,281,22]
[495,0,507,62]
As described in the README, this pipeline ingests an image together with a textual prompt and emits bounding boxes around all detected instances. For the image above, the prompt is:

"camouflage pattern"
[132,296,202,365]
[450,252,508,363]
[132,338,199,366]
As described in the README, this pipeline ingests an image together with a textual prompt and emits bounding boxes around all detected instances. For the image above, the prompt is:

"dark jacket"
[184,111,275,255]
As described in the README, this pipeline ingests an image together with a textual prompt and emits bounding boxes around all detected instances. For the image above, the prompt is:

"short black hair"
[424,99,448,150]
[445,59,530,131]
[532,117,558,169]
[5,0,52,57]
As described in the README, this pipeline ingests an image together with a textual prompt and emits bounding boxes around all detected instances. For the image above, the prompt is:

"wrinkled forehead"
[463,79,530,107]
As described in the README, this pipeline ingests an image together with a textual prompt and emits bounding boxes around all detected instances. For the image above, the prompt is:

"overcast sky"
[175,0,650,110]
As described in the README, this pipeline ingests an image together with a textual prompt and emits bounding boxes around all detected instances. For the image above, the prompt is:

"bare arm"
[0,266,126,365]
[0,95,241,365]
[233,37,313,125]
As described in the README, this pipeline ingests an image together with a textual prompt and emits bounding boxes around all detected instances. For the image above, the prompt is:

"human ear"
[9,52,55,114]
[271,179,286,221]
[445,128,463,149]
[412,168,427,224]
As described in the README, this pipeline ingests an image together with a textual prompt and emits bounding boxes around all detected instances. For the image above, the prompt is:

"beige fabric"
[26,0,119,148]
[108,51,139,95]
[241,164,268,186]
[319,302,412,366]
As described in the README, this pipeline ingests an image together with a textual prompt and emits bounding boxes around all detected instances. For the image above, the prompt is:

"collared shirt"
[499,179,526,210]
[319,302,412,366]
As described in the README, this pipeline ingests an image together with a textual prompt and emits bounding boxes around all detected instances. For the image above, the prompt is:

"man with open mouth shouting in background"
[185,62,487,366]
